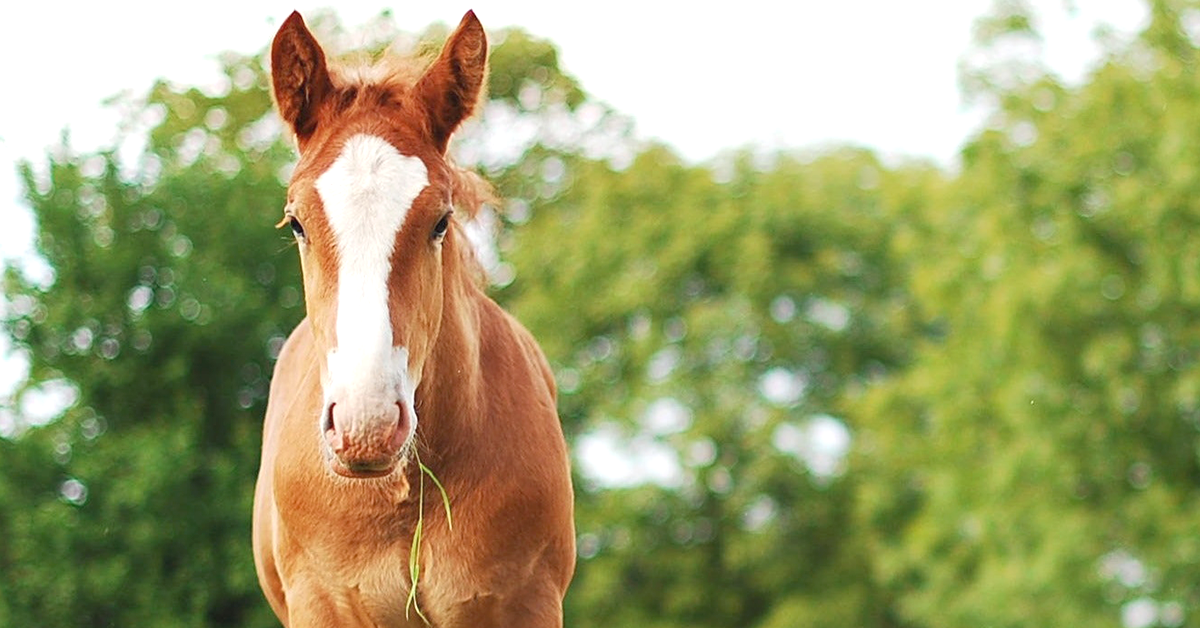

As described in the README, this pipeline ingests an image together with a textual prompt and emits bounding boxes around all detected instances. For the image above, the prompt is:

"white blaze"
[315,134,428,425]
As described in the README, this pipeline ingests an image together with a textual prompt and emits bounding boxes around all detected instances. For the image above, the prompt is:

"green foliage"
[5,3,1200,627]
[488,28,586,110]
[497,145,935,627]
[1,50,293,628]
[858,1,1200,626]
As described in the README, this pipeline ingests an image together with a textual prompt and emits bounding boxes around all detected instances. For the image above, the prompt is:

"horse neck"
[413,254,487,461]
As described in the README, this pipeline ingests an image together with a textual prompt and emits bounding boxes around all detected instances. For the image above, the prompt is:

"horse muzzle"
[322,400,412,478]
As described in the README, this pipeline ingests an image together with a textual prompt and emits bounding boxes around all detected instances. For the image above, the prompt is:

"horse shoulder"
[261,319,319,454]
[468,300,576,591]
[477,302,557,402]
[253,317,318,624]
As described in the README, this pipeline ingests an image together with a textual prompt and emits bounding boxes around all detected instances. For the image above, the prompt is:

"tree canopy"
[4,2,1200,627]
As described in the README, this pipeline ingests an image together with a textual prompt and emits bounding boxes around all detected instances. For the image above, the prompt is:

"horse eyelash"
[276,198,298,230]
[276,211,306,241]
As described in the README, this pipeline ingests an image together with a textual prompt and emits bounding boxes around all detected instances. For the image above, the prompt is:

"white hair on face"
[316,134,428,429]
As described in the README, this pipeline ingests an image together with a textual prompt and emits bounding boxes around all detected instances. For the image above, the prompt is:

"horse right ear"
[414,11,487,154]
[271,11,333,144]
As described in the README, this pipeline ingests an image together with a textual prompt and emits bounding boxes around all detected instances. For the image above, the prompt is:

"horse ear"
[415,11,488,153]
[271,11,334,143]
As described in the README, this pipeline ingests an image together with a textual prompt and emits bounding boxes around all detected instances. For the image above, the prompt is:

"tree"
[493,141,944,627]
[1,48,294,627]
[857,1,1200,626]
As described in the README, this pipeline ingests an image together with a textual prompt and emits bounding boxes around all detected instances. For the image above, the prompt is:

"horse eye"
[432,213,451,240]
[289,217,306,239]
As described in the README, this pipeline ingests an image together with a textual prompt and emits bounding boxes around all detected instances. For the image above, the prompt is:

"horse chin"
[325,440,413,480]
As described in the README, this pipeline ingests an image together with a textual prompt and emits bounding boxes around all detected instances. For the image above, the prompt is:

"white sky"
[5,1,993,166]
[0,1,1146,193]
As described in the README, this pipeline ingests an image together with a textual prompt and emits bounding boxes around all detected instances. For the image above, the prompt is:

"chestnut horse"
[252,11,575,627]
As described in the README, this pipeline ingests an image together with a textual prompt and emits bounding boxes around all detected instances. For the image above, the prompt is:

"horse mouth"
[324,438,413,479]
[330,456,397,479]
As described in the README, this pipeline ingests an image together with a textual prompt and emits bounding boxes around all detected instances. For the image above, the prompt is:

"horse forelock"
[329,52,426,101]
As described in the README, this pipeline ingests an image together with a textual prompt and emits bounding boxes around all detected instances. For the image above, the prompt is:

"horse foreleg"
[494,592,564,628]
[460,583,564,628]
[283,580,380,628]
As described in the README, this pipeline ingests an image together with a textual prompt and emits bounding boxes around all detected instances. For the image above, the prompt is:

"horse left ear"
[271,11,334,145]
[415,11,488,153]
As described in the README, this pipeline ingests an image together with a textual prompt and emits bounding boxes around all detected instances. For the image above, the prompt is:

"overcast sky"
[0,1,1146,263]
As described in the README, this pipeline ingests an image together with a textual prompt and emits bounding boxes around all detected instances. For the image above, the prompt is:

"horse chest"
[274,456,416,553]
[270,473,431,625]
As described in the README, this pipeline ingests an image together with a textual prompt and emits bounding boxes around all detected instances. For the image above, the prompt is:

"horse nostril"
[323,403,336,434]
[397,401,414,434]
[391,402,409,450]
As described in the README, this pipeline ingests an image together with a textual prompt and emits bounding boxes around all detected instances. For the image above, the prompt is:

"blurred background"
[2,0,1197,626]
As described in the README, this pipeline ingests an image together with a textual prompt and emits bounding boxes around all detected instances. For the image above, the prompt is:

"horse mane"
[325,50,497,286]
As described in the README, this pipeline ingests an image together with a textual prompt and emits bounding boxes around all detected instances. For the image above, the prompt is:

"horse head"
[269,11,486,478]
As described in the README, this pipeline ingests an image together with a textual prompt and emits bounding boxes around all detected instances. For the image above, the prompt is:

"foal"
[252,11,575,627]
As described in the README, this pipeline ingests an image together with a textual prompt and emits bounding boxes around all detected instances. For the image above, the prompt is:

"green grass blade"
[406,455,429,624]
[406,451,455,625]
[419,461,453,531]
